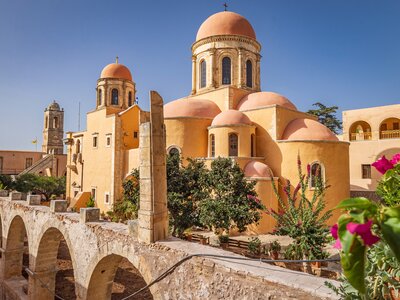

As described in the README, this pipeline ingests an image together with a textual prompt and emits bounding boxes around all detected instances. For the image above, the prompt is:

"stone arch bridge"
[0,197,337,300]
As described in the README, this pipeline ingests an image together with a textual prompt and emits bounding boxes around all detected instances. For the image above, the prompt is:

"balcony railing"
[380,130,400,139]
[350,132,372,141]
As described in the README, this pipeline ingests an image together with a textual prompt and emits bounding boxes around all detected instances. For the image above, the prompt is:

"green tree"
[110,168,140,221]
[0,174,13,189]
[13,174,65,200]
[307,102,342,134]
[199,157,264,235]
[167,155,209,237]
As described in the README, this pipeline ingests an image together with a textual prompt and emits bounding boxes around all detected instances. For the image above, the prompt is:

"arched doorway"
[4,215,29,295]
[86,254,153,300]
[30,227,76,300]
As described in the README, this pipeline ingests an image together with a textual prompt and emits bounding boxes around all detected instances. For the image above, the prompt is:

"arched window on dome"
[309,162,325,189]
[98,89,102,106]
[229,133,238,157]
[200,60,207,88]
[111,89,119,105]
[210,134,215,157]
[222,57,231,85]
[128,91,133,106]
[251,134,256,157]
[246,60,253,88]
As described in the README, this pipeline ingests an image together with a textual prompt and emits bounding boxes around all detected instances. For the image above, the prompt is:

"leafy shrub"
[218,234,229,243]
[268,240,281,253]
[86,196,95,207]
[248,237,261,255]
[109,169,140,222]
[267,155,331,260]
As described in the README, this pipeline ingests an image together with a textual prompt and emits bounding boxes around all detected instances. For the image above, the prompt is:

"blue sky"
[0,0,399,150]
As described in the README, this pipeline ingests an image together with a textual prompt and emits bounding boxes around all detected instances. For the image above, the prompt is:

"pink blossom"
[390,153,400,165]
[330,224,342,249]
[346,220,380,246]
[372,155,394,174]
[307,164,311,176]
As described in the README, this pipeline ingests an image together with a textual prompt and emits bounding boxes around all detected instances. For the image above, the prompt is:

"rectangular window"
[362,164,371,179]
[0,156,3,173]
[93,136,98,148]
[106,134,111,147]
[394,122,399,130]
[105,193,110,204]
[26,158,33,169]
[91,188,96,200]
[134,131,138,139]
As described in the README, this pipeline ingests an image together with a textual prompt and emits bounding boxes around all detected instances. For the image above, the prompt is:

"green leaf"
[341,238,367,294]
[381,207,400,262]
[336,198,377,211]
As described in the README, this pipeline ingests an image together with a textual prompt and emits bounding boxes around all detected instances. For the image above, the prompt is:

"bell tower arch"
[42,101,64,154]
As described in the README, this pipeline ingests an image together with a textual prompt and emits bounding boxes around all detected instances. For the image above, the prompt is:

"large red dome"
[196,11,256,41]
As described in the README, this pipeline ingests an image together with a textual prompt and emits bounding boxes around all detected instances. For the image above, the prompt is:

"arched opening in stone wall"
[86,254,153,300]
[4,215,30,294]
[32,227,76,300]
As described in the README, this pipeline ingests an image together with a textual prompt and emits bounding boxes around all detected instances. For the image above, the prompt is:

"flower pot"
[270,251,279,260]
[311,261,321,268]
[199,237,208,245]
[220,242,229,250]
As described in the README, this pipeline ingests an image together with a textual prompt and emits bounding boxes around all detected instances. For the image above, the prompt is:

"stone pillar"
[191,56,197,95]
[28,268,57,300]
[238,48,243,88]
[138,91,169,243]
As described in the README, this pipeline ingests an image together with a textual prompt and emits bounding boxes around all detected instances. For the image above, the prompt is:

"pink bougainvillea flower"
[330,224,342,249]
[390,153,400,165]
[372,155,394,174]
[346,220,380,246]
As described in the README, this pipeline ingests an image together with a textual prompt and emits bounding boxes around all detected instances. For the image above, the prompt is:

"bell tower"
[42,100,64,154]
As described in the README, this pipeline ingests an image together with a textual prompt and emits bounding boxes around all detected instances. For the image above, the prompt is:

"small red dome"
[196,11,256,41]
[244,161,273,178]
[100,63,132,81]
[164,99,221,119]
[282,118,338,141]
[211,110,252,127]
[237,92,297,111]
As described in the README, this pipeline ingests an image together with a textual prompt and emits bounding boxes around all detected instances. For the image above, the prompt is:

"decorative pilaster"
[209,48,216,88]
[191,56,197,95]
[238,48,243,88]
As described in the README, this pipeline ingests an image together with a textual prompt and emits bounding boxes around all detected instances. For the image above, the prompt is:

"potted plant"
[199,235,208,245]
[248,237,261,256]
[218,234,230,249]
[268,240,281,260]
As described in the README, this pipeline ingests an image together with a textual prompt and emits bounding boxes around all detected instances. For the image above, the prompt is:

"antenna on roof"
[223,2,228,11]
[116,56,119,64]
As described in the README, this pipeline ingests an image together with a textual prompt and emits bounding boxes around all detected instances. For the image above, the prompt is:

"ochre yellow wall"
[165,118,211,159]
[278,140,350,224]
[120,106,140,150]
[246,178,279,234]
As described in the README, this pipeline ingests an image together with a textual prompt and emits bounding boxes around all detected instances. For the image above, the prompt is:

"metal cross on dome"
[223,2,228,11]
